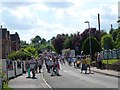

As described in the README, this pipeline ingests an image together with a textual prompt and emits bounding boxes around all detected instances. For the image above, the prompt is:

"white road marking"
[41,68,52,89]
[64,70,67,72]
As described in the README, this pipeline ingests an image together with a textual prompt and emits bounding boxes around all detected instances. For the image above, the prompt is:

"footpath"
[91,67,120,78]
[8,71,49,90]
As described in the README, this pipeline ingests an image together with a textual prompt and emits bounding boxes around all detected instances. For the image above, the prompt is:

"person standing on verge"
[97,54,102,69]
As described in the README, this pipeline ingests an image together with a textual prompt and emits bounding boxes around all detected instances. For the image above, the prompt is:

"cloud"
[1,2,33,8]
[10,6,34,19]
[31,3,49,11]
[44,2,73,8]
[12,20,81,43]
[1,0,119,42]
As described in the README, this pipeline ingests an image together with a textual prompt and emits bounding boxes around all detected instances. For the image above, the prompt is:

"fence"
[100,49,120,60]
[0,59,26,90]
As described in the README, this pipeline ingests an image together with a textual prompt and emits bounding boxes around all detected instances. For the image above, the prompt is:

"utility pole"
[98,13,101,32]
[84,21,92,60]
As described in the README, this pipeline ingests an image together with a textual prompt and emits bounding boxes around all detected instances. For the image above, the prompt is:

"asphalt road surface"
[43,63,119,88]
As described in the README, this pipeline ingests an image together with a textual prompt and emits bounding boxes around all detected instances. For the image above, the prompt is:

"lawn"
[102,59,120,64]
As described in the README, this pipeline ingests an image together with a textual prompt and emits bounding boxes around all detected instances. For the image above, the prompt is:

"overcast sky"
[0,0,119,43]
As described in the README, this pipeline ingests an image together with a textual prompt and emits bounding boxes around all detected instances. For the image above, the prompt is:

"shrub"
[82,37,101,60]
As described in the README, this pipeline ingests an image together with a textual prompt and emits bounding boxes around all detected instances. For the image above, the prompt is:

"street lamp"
[84,21,92,60]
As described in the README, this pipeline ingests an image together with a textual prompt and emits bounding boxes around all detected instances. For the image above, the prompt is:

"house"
[0,26,20,59]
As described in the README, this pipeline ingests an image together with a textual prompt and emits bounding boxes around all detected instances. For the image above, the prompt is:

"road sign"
[71,50,75,57]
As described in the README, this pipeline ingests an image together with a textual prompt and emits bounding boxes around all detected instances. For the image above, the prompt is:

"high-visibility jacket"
[81,59,86,64]
[86,57,91,65]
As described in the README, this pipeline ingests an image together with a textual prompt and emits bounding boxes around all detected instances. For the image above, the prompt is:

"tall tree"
[31,35,41,44]
[20,40,28,48]
[51,34,66,54]
[101,34,113,50]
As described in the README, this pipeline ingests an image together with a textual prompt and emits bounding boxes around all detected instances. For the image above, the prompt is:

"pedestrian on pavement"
[81,55,87,74]
[38,58,42,73]
[51,59,56,76]
[25,58,30,78]
[68,55,72,66]
[30,57,36,79]
[35,59,38,73]
[50,59,55,76]
[56,58,61,76]
[73,57,76,68]
[76,57,80,69]
[97,54,102,69]
[86,55,91,74]
[61,55,65,65]
[45,57,50,73]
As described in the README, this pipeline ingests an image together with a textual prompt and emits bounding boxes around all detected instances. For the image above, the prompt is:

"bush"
[82,37,101,60]
[8,50,31,60]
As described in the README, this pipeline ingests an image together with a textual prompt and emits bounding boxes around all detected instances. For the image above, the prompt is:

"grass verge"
[102,59,120,64]
[3,82,13,90]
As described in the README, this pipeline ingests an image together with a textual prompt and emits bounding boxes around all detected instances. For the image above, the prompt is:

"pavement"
[91,67,120,78]
[8,71,49,89]
[7,65,119,89]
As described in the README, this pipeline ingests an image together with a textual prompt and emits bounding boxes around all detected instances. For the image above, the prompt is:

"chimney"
[1,25,2,29]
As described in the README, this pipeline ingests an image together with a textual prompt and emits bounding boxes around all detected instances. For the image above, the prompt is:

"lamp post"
[84,21,92,60]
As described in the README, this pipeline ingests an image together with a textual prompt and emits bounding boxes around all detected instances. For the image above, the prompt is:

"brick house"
[10,32,20,52]
[0,26,20,59]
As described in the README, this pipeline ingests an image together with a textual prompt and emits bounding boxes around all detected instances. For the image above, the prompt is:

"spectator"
[86,55,91,74]
[38,58,42,73]
[30,57,36,79]
[81,55,87,74]
[97,54,102,69]
[25,58,30,78]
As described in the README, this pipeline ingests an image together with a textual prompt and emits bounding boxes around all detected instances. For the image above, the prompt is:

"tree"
[20,40,29,48]
[31,35,41,48]
[101,30,107,37]
[41,38,46,45]
[31,35,41,44]
[111,30,118,41]
[51,34,66,54]
[64,36,74,49]
[101,34,113,50]
[24,46,36,56]
[115,32,120,48]
[8,50,31,60]
[82,37,101,60]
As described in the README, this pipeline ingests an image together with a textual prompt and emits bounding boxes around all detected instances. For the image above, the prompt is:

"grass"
[102,59,120,64]
[3,82,13,90]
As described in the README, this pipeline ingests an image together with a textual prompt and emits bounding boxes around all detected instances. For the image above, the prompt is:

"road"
[43,63,118,88]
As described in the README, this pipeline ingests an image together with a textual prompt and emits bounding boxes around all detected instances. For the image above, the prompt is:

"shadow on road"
[26,77,37,79]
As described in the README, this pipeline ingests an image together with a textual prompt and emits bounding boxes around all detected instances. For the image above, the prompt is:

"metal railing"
[100,48,120,60]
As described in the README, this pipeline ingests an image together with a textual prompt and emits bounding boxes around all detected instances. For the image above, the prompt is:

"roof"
[10,32,20,42]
